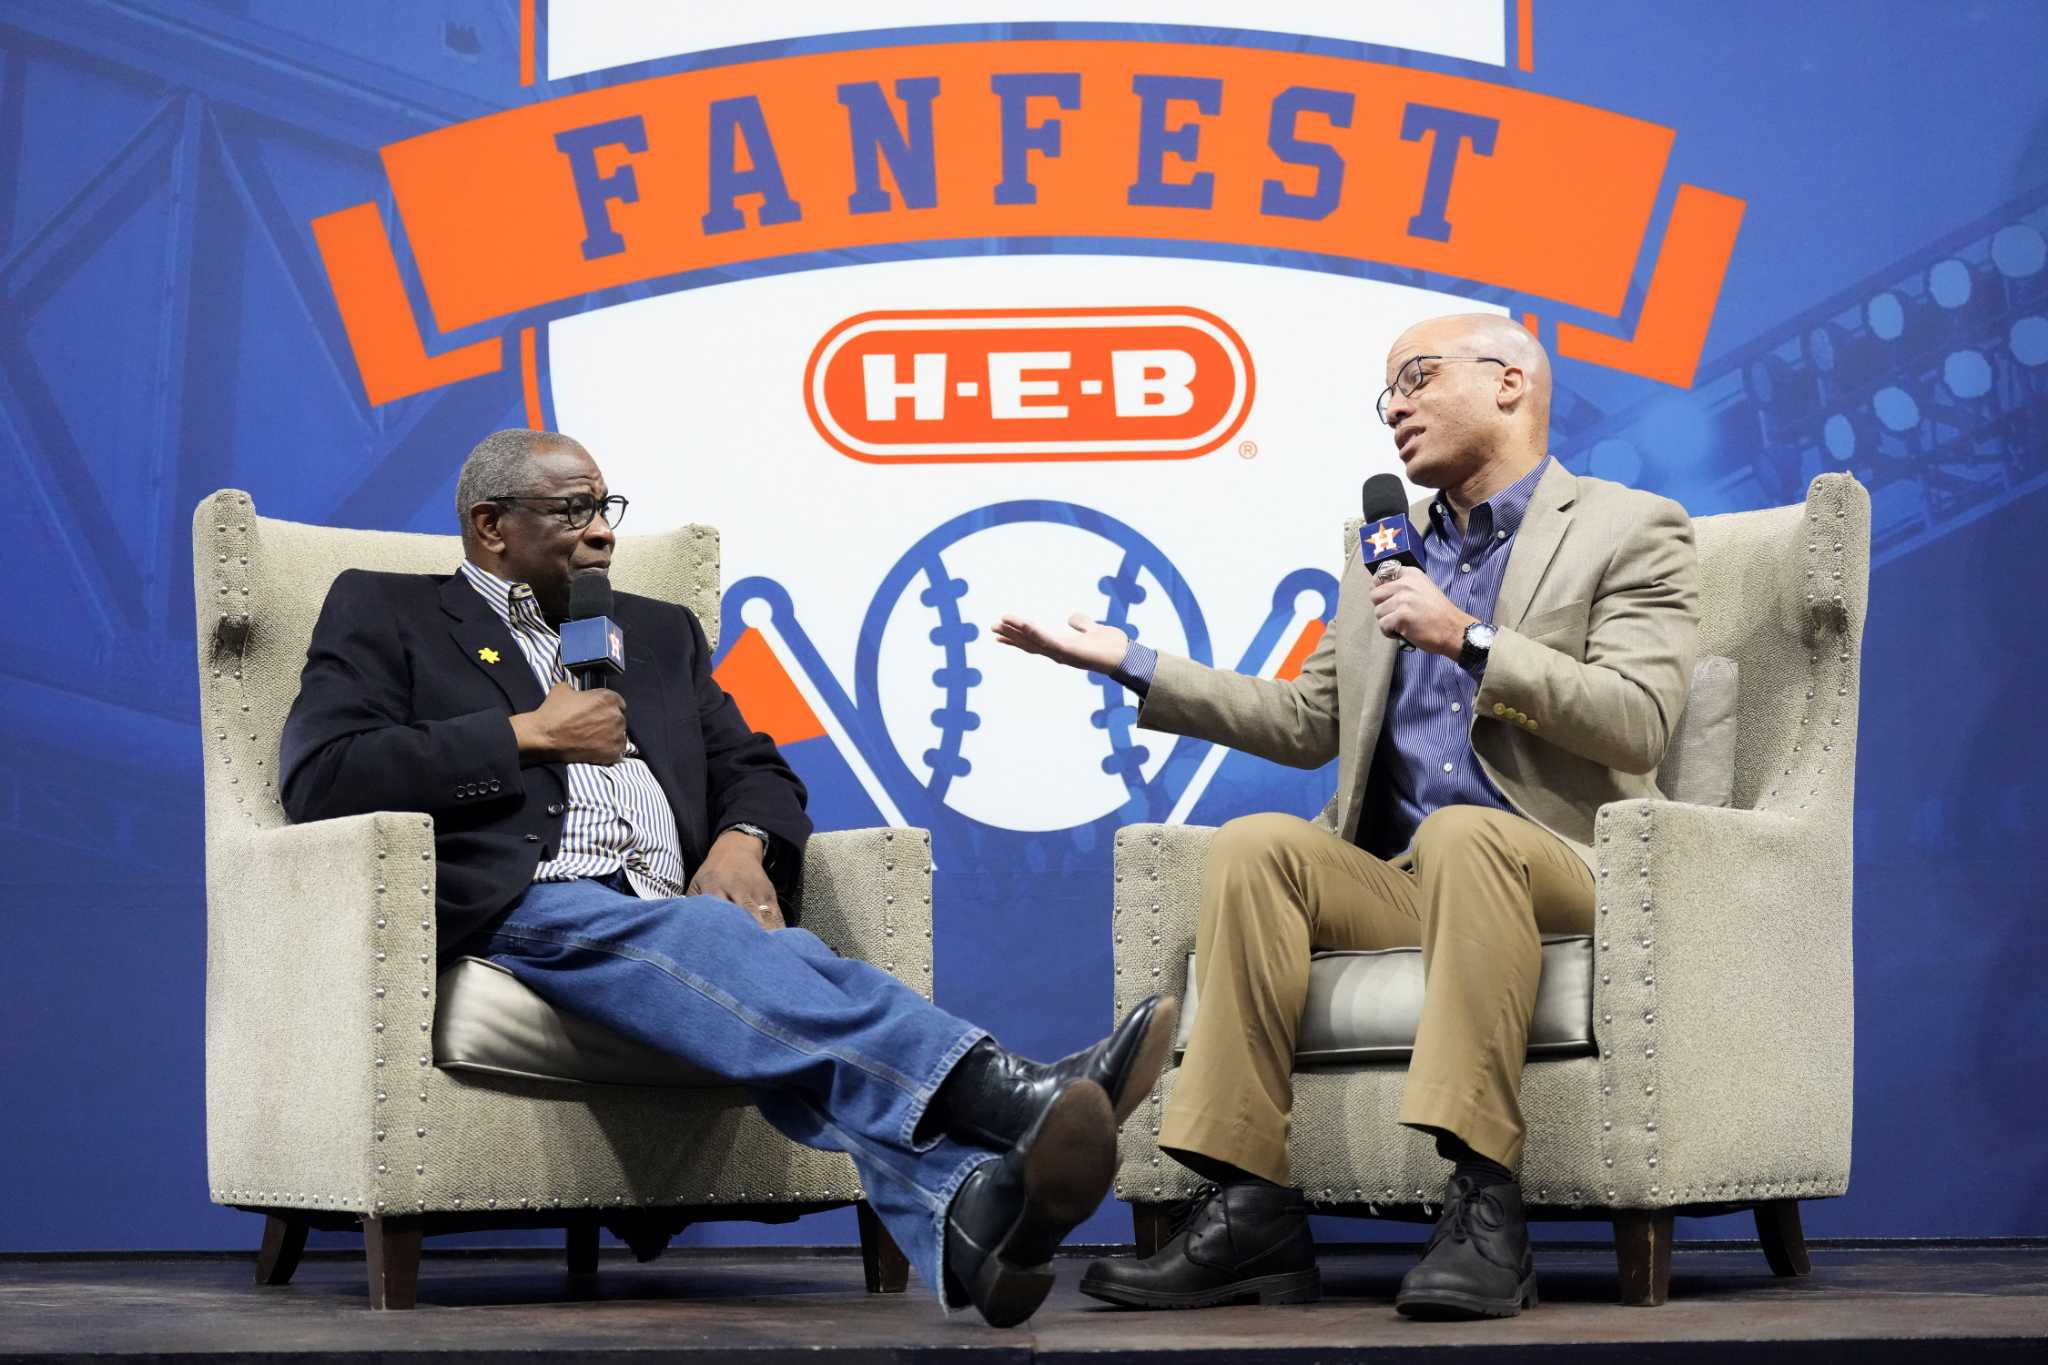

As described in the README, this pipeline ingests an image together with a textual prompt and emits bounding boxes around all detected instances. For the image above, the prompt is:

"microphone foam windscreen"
[567,573,614,622]
[1361,473,1409,523]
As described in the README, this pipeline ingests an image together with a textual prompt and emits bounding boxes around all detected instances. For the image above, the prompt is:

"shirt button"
[1459,563,1472,574]
[1496,530,1507,540]
[1451,702,1462,713]
[1441,762,1454,773]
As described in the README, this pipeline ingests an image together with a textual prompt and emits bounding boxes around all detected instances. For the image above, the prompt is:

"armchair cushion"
[1175,935,1595,1064]
[434,957,725,1088]
[1654,655,1739,808]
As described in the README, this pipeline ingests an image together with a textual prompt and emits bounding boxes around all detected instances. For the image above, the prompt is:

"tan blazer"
[1140,460,1699,867]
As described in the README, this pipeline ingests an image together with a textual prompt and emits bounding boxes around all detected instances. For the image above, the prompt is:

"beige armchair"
[1109,474,1869,1306]
[193,490,932,1308]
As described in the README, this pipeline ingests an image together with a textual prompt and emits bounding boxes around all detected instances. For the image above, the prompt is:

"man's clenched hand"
[1370,564,1477,658]
[509,680,628,765]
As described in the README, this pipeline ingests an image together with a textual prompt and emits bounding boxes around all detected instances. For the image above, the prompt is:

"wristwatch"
[1459,620,1498,672]
[724,821,772,851]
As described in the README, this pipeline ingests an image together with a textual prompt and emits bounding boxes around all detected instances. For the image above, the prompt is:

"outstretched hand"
[992,613,1131,674]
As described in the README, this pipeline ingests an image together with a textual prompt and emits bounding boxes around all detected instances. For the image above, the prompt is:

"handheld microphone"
[1360,475,1420,651]
[560,574,625,691]
[1360,475,1421,576]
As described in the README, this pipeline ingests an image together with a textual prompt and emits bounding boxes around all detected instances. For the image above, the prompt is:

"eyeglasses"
[1376,355,1507,426]
[487,492,629,531]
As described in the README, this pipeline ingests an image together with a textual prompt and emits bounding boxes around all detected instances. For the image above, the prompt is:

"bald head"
[1392,312,1551,429]
[1381,313,1553,505]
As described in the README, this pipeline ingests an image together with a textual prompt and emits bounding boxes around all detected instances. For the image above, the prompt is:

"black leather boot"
[931,995,1178,1149]
[1394,1174,1538,1318]
[1079,1181,1320,1309]
[943,1078,1116,1327]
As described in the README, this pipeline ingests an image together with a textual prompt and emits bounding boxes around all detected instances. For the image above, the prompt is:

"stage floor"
[3,1244,2044,1361]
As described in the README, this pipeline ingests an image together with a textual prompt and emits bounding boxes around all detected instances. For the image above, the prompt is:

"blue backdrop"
[3,0,2045,1251]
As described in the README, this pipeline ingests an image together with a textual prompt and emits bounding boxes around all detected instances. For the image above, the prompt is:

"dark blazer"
[279,569,810,958]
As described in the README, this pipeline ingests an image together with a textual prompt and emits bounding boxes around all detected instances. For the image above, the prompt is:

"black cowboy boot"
[1079,1180,1320,1309]
[928,995,1178,1148]
[942,1078,1116,1327]
[1395,1173,1538,1318]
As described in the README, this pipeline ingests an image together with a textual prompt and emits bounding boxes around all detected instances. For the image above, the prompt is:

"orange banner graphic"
[312,39,1743,403]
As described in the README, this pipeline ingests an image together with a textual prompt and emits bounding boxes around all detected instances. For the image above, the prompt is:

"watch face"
[1468,623,1498,649]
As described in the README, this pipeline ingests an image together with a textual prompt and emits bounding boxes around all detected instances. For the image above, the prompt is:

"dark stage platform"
[3,1243,2043,1362]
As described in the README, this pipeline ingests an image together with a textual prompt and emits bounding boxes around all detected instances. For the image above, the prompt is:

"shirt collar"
[458,559,550,632]
[1426,455,1552,545]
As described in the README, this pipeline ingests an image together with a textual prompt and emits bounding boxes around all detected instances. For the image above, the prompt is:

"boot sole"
[1079,1266,1322,1310]
[970,1080,1116,1328]
[1395,1273,1539,1320]
[1108,996,1179,1126]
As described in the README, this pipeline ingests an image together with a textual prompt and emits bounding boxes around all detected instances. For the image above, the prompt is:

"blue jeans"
[480,876,996,1301]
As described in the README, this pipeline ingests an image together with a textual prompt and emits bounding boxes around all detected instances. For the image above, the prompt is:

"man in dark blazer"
[279,428,1175,1327]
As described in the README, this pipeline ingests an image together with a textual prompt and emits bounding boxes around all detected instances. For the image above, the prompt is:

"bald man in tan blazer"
[997,314,1698,1319]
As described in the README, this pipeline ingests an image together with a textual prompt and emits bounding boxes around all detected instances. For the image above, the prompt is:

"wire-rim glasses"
[487,492,629,531]
[1376,355,1507,426]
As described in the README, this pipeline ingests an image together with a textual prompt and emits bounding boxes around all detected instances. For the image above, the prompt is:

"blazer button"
[547,803,564,816]
[489,780,501,793]
[524,834,540,843]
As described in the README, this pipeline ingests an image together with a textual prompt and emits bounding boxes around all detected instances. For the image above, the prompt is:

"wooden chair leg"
[1613,1210,1673,1307]
[1754,1199,1812,1277]
[363,1217,422,1310]
[255,1213,308,1286]
[1132,1201,1175,1260]
[856,1200,910,1294]
[566,1218,600,1276]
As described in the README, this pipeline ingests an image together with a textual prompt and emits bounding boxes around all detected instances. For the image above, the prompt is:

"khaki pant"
[1158,805,1595,1182]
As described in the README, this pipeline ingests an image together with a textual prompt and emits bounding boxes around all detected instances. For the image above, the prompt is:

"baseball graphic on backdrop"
[857,501,1205,832]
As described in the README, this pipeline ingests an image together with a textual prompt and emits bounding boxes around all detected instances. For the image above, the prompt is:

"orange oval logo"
[804,306,1255,464]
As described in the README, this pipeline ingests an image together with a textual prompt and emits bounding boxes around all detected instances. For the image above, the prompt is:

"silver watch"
[725,821,771,849]
[1460,620,1498,671]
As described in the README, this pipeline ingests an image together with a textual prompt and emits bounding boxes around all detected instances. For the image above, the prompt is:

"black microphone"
[1360,475,1420,575]
[560,574,625,691]
[1360,475,1420,651]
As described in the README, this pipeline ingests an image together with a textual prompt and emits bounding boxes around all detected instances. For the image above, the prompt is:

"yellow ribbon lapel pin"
[478,647,501,664]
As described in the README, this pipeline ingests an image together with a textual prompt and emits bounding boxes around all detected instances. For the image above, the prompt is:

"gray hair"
[454,428,578,549]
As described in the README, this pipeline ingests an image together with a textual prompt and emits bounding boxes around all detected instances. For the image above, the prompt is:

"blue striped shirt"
[459,561,687,898]
[1357,456,1551,858]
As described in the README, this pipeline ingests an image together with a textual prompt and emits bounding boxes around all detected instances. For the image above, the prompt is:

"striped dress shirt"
[1355,455,1551,859]
[459,561,687,898]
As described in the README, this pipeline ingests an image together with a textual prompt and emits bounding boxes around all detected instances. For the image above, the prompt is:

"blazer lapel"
[1338,548,1402,838]
[1492,460,1578,631]
[439,575,545,715]
[613,603,668,766]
